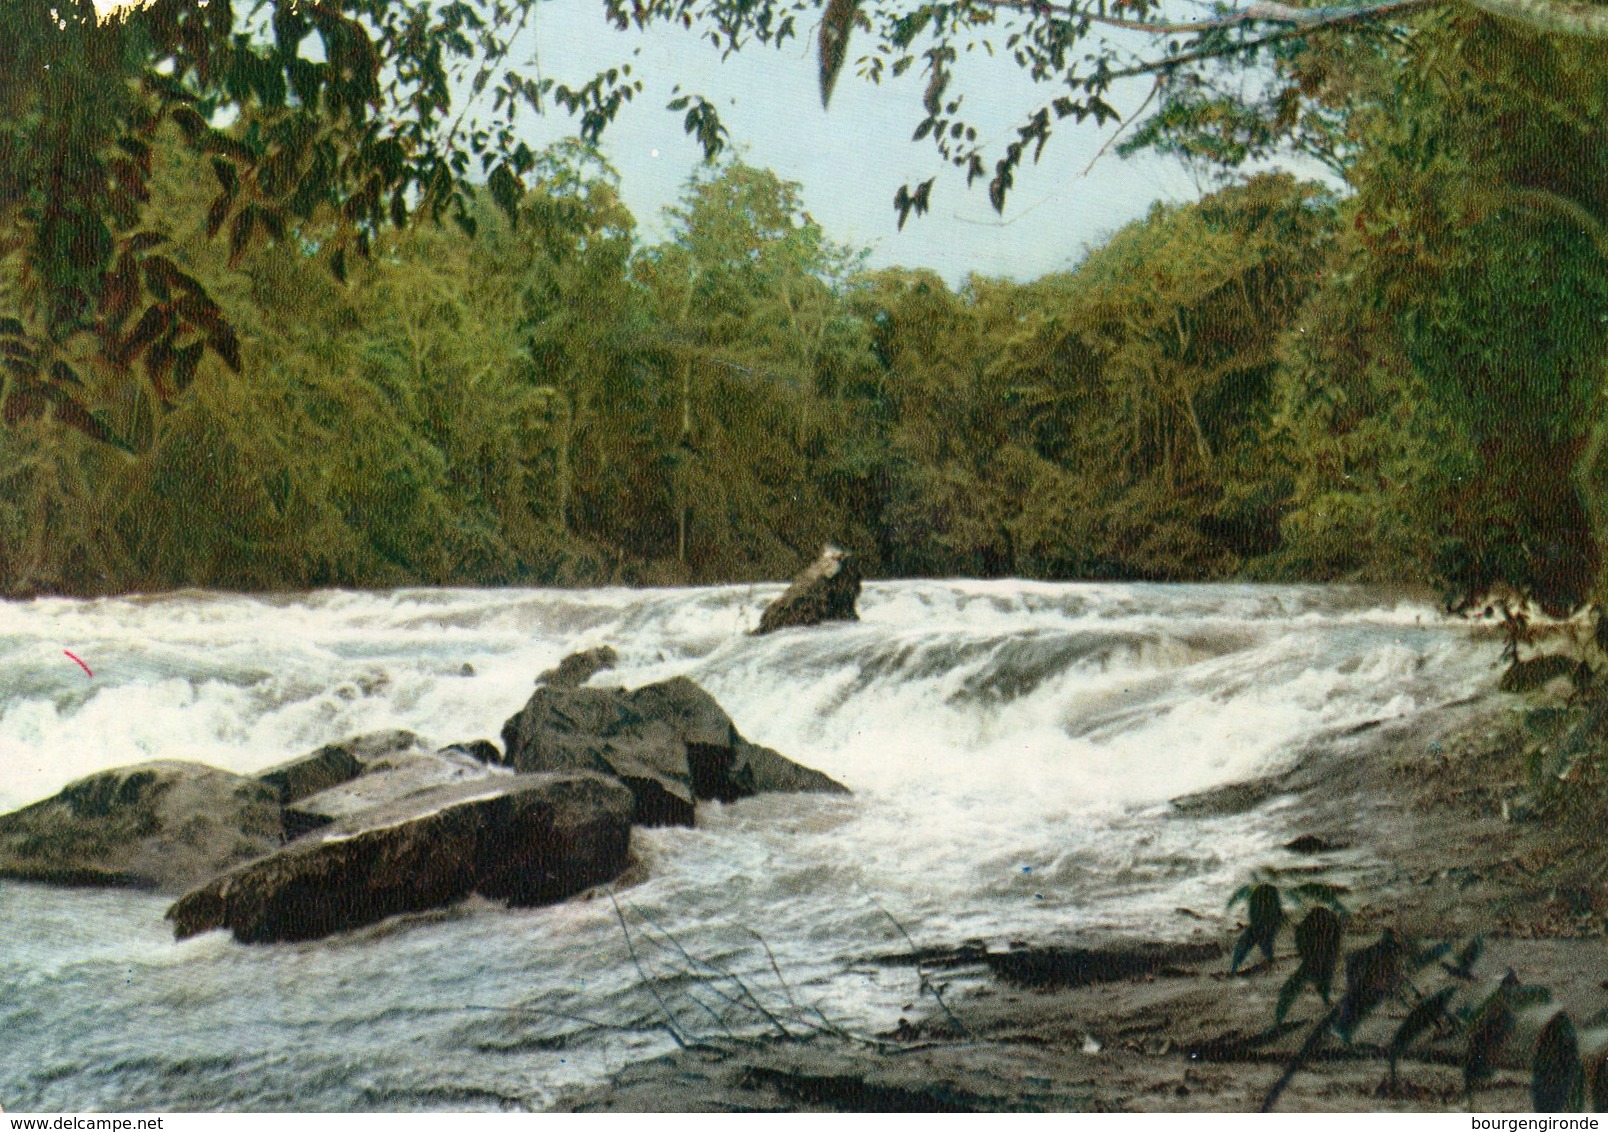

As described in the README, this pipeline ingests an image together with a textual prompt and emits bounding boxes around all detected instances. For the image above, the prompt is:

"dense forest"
[2,0,1606,607]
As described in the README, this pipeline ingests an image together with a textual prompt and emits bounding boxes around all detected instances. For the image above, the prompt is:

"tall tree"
[634,161,870,576]
[0,0,713,456]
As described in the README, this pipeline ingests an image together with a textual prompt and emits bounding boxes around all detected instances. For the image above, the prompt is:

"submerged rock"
[755,545,862,635]
[537,646,619,688]
[167,771,633,943]
[0,762,283,892]
[500,675,847,826]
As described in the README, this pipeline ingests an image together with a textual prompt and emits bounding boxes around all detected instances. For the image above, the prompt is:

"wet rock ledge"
[0,658,846,944]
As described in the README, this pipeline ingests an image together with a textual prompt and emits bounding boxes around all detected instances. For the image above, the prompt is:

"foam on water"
[0,580,1504,1110]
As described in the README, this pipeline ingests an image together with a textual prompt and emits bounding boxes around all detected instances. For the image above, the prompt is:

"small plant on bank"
[1227,879,1348,976]
[1232,896,1601,1113]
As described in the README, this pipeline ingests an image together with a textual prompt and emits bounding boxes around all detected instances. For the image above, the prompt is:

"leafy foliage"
[1230,870,1591,1115]
[1276,905,1343,1024]
[1229,883,1284,973]
[0,0,718,465]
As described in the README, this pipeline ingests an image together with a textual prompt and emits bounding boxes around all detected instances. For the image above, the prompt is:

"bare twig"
[609,892,692,1049]
[747,928,805,1018]
[632,907,796,1039]
[742,927,892,1047]
[1082,75,1164,177]
[681,988,742,1039]
[870,898,972,1039]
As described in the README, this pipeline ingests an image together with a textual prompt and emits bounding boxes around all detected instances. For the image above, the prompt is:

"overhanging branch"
[970,0,1608,43]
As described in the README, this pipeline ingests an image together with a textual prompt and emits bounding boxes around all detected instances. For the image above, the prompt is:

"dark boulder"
[166,771,633,943]
[0,762,284,892]
[537,646,619,688]
[755,545,862,635]
[732,739,845,796]
[500,675,847,826]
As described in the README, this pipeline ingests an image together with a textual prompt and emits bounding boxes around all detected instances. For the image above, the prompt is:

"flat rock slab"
[167,771,633,943]
[256,730,428,804]
[0,761,284,892]
[285,747,509,829]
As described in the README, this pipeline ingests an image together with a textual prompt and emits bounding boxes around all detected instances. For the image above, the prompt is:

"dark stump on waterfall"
[0,761,284,893]
[499,673,848,826]
[166,771,633,943]
[754,545,861,635]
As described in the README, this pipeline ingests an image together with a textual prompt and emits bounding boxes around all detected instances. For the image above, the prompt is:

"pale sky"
[508,0,1209,281]
[95,0,1215,283]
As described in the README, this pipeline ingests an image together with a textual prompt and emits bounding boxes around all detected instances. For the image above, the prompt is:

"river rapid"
[0,580,1506,1110]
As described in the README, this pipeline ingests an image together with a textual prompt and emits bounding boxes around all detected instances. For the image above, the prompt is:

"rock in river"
[499,674,847,826]
[755,545,862,635]
[166,771,633,943]
[536,645,619,688]
[0,761,284,892]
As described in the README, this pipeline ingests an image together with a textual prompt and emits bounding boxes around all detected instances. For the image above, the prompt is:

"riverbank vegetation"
[2,2,1605,606]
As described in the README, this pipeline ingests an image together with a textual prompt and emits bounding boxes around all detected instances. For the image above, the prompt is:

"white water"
[0,580,1505,1110]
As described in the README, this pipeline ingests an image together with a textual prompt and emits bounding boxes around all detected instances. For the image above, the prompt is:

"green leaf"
[1274,970,1306,1027]
[1334,930,1410,1042]
[1465,971,1521,1097]
[818,0,860,108]
[210,157,240,199]
[173,293,228,340]
[1500,654,1577,693]
[1589,1049,1608,1113]
[894,178,936,231]
[103,253,141,327]
[1442,936,1484,981]
[228,208,257,267]
[208,322,242,372]
[48,396,123,449]
[488,163,522,225]
[1287,883,1349,913]
[172,341,205,394]
[1230,883,1284,974]
[1292,906,1342,1003]
[124,232,166,256]
[118,304,173,365]
[169,105,208,141]
[1533,1012,1585,1112]
[206,195,233,240]
[1389,986,1458,1076]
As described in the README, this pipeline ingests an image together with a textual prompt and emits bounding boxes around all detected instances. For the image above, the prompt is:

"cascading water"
[0,580,1506,1111]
